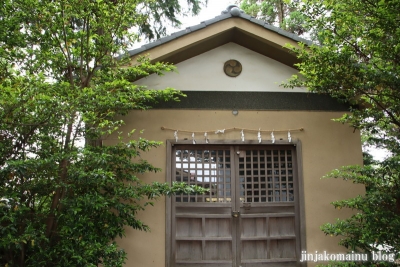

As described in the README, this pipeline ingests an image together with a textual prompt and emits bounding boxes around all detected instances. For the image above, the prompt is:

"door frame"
[165,139,307,267]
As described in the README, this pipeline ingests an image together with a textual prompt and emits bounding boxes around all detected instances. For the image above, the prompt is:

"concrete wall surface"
[105,109,364,267]
[135,42,306,93]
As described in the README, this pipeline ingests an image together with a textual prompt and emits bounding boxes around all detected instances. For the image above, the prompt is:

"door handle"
[232,211,240,218]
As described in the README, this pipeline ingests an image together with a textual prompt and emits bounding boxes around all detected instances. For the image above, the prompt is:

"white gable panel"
[136,42,306,92]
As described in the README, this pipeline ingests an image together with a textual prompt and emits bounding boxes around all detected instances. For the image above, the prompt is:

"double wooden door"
[170,145,301,267]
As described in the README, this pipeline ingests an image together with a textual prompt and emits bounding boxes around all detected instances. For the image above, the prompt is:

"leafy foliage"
[0,0,207,266]
[285,0,400,265]
[237,0,307,35]
[318,160,400,266]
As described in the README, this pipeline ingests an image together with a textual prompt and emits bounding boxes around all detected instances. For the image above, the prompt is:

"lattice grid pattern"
[239,149,294,202]
[175,149,231,202]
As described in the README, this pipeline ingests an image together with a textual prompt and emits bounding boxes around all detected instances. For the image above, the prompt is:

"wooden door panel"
[176,241,202,261]
[173,207,236,267]
[241,240,268,260]
[269,217,295,237]
[269,239,296,258]
[171,145,300,267]
[204,241,232,260]
[236,147,298,267]
[241,217,267,237]
[205,218,232,237]
[176,218,202,237]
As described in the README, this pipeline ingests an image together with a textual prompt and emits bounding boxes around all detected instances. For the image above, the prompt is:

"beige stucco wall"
[104,109,364,267]
[136,42,306,92]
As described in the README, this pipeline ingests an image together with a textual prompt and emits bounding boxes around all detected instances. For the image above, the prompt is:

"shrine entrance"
[168,145,303,267]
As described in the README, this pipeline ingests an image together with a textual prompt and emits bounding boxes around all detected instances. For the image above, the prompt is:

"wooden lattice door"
[170,145,301,267]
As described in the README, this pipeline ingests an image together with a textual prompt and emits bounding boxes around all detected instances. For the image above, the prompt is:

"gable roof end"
[125,5,312,66]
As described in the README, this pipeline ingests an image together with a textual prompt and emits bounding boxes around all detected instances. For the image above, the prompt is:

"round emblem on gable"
[224,60,242,77]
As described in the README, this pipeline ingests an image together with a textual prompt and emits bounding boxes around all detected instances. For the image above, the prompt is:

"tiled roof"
[126,5,313,58]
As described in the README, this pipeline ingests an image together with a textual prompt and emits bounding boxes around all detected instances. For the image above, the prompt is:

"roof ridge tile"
[123,5,313,58]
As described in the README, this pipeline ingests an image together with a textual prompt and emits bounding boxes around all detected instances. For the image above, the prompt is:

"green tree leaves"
[286,0,400,265]
[237,0,307,35]
[0,0,206,266]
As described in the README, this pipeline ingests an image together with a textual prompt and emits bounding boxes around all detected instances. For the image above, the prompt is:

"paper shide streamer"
[160,127,304,143]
